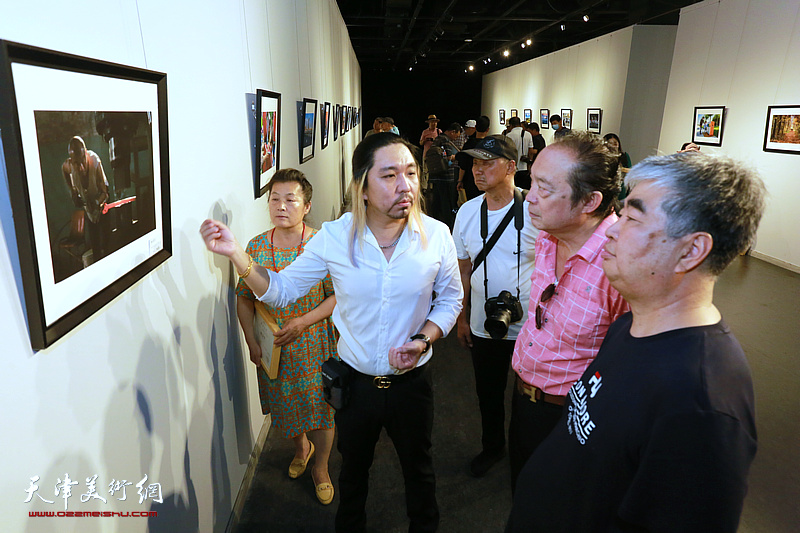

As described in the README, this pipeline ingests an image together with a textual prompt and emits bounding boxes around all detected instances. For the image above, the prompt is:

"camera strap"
[476,188,525,302]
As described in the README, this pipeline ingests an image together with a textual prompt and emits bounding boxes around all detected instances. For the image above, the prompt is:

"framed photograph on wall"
[255,89,280,197]
[320,102,331,149]
[0,40,171,349]
[510,109,518,118]
[540,109,550,129]
[333,104,340,141]
[524,109,532,122]
[692,106,724,146]
[299,98,317,163]
[587,108,602,134]
[340,105,347,136]
[763,105,800,154]
[499,109,506,125]
[561,109,572,129]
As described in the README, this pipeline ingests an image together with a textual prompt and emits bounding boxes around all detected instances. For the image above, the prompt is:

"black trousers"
[470,336,514,453]
[508,384,564,493]
[334,364,438,533]
[513,169,531,190]
[429,179,456,230]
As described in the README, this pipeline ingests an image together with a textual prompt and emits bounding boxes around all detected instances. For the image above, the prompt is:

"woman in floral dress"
[235,168,338,505]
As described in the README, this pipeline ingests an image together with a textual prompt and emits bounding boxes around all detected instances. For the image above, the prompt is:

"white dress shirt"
[260,212,463,376]
[505,126,534,171]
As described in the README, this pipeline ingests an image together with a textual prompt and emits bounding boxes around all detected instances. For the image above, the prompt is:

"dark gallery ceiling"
[336,0,702,74]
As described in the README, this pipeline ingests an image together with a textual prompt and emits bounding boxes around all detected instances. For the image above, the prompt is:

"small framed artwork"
[561,109,572,129]
[692,106,724,146]
[763,105,800,154]
[0,40,171,349]
[333,104,340,141]
[499,109,506,125]
[299,98,317,163]
[587,108,602,134]
[320,102,331,149]
[524,109,532,122]
[346,106,352,131]
[255,89,281,197]
[340,105,347,136]
[540,109,550,128]
[510,109,518,118]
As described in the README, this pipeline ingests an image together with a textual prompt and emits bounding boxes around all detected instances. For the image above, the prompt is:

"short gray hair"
[625,152,766,275]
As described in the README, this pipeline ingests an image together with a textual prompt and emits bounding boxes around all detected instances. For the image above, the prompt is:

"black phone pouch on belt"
[321,357,352,410]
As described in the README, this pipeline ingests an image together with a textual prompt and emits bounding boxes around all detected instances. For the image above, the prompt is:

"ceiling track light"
[560,23,566,31]
[503,49,509,57]
[526,38,532,45]
[521,42,526,48]
[583,14,590,22]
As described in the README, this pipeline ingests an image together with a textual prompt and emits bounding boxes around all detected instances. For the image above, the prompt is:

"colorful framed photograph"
[255,88,280,197]
[0,40,171,349]
[320,101,331,149]
[340,104,346,136]
[763,105,800,154]
[692,106,724,147]
[561,109,572,129]
[540,109,550,129]
[524,109,532,122]
[299,98,317,163]
[510,109,518,118]
[499,109,506,125]
[587,108,602,134]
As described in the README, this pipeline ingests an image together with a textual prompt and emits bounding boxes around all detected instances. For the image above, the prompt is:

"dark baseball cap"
[459,134,517,161]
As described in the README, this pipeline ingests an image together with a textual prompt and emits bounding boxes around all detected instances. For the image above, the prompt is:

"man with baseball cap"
[453,134,539,476]
[455,119,476,150]
[456,115,491,200]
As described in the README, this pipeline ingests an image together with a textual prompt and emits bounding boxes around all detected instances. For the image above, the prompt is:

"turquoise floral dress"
[236,227,338,438]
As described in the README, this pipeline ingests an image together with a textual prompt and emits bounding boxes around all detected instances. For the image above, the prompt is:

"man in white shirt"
[200,133,462,533]
[504,117,535,189]
[453,134,538,477]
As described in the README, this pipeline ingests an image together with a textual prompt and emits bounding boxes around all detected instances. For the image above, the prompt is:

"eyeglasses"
[535,283,556,329]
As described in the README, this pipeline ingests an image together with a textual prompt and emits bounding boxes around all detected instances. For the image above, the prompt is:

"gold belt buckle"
[374,376,391,389]
[527,386,538,403]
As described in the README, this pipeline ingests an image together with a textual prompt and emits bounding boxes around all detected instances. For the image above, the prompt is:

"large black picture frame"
[0,40,171,349]
[254,88,281,197]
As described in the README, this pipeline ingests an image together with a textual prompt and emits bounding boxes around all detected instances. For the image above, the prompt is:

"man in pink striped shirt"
[509,131,629,491]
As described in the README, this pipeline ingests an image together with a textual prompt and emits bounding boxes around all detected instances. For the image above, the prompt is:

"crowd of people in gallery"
[200,112,762,532]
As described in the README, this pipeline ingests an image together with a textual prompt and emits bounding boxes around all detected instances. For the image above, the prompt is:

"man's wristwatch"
[410,333,431,354]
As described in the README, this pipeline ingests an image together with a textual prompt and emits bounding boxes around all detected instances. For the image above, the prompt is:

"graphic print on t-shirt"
[567,372,602,445]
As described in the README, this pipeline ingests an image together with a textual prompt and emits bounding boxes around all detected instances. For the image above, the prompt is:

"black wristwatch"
[410,333,431,354]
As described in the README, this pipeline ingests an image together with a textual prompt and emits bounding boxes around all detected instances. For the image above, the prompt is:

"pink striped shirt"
[512,214,629,396]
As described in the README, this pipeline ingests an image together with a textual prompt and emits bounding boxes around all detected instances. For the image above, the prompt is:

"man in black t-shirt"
[455,115,490,200]
[507,152,766,533]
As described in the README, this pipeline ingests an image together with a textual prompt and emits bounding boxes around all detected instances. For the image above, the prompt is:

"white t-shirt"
[453,191,538,340]
[505,127,534,171]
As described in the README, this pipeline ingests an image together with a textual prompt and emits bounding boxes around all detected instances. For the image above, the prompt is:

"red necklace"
[269,222,305,269]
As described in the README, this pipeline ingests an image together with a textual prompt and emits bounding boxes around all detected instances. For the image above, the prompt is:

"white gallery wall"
[482,25,677,166]
[659,0,800,271]
[0,1,360,532]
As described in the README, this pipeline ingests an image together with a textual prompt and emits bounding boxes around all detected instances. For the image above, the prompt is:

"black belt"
[345,362,425,389]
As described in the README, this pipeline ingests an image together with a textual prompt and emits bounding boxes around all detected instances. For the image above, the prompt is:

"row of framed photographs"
[498,108,604,134]
[255,90,359,197]
[692,105,800,155]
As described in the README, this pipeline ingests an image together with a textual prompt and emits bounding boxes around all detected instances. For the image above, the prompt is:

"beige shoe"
[315,480,334,505]
[288,441,315,479]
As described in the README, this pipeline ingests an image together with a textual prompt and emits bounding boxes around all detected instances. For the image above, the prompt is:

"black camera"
[484,290,524,340]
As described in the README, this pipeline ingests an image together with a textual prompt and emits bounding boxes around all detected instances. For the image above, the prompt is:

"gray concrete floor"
[234,254,800,532]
